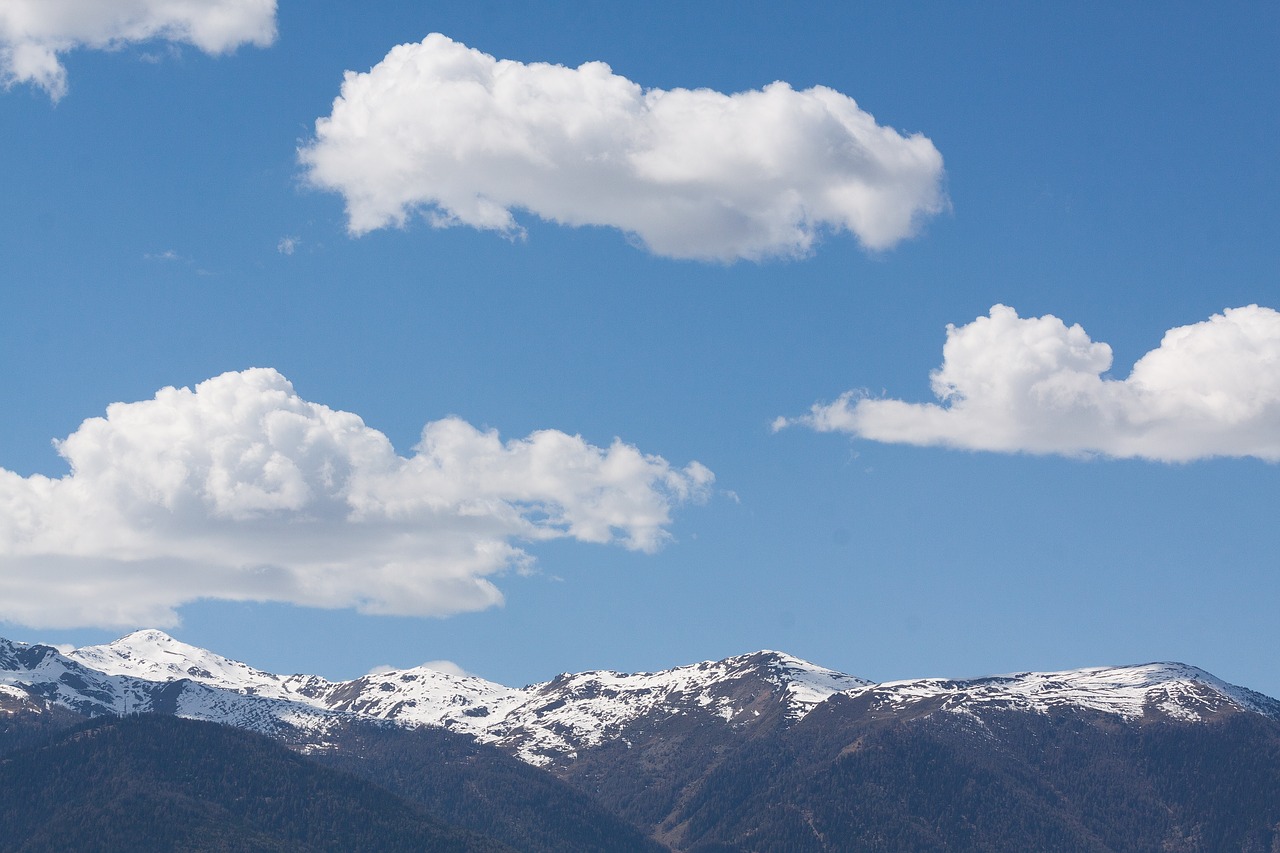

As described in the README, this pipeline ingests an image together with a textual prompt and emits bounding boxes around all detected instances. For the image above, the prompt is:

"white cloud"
[367,659,469,678]
[419,659,469,678]
[778,304,1280,462]
[0,0,277,100]
[276,236,298,255]
[299,34,945,262]
[0,368,712,629]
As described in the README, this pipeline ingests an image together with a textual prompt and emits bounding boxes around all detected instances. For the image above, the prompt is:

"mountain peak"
[69,629,280,692]
[713,649,874,717]
[3,630,1276,774]
[117,628,179,644]
[858,660,1280,722]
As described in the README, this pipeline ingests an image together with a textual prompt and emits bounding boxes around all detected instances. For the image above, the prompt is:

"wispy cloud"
[300,34,945,262]
[367,660,469,678]
[778,304,1280,462]
[0,369,712,629]
[144,249,183,262]
[276,236,299,256]
[0,0,277,100]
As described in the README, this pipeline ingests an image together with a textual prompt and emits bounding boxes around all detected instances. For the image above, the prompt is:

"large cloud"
[299,34,945,262]
[778,304,1280,462]
[0,0,276,100]
[0,369,713,629]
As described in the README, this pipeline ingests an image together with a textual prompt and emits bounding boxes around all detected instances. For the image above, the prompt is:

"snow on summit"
[3,631,1277,766]
[478,650,873,765]
[63,629,525,738]
[69,630,287,694]
[849,661,1280,722]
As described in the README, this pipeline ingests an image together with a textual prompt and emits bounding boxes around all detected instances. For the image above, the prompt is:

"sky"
[2,2,1278,698]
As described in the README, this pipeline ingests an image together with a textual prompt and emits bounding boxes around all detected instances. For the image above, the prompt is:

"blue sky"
[2,2,1278,697]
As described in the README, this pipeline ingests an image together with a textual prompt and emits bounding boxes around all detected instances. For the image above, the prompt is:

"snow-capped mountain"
[484,650,872,765]
[1,630,1276,767]
[0,633,348,738]
[843,662,1280,723]
[5,631,1279,853]
[58,629,525,742]
[0,631,871,764]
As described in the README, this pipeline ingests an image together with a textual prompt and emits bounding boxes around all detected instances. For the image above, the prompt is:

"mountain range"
[2,631,1279,851]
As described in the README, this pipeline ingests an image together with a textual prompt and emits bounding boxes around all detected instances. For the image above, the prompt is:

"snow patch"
[3,631,1276,768]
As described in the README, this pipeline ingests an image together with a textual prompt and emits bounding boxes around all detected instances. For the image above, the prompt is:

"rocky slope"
[1,631,1275,757]
[3,630,1279,851]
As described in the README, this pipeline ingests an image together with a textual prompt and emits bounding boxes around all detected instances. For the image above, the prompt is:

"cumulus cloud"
[367,659,469,677]
[419,660,469,678]
[0,0,277,100]
[299,34,945,262]
[0,369,712,629]
[778,304,1280,462]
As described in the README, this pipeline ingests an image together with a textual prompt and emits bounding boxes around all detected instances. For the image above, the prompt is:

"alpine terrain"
[2,630,1279,851]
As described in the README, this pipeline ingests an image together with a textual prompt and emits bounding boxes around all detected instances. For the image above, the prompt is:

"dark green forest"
[304,719,664,853]
[648,702,1280,852]
[0,714,511,853]
[3,701,1280,852]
